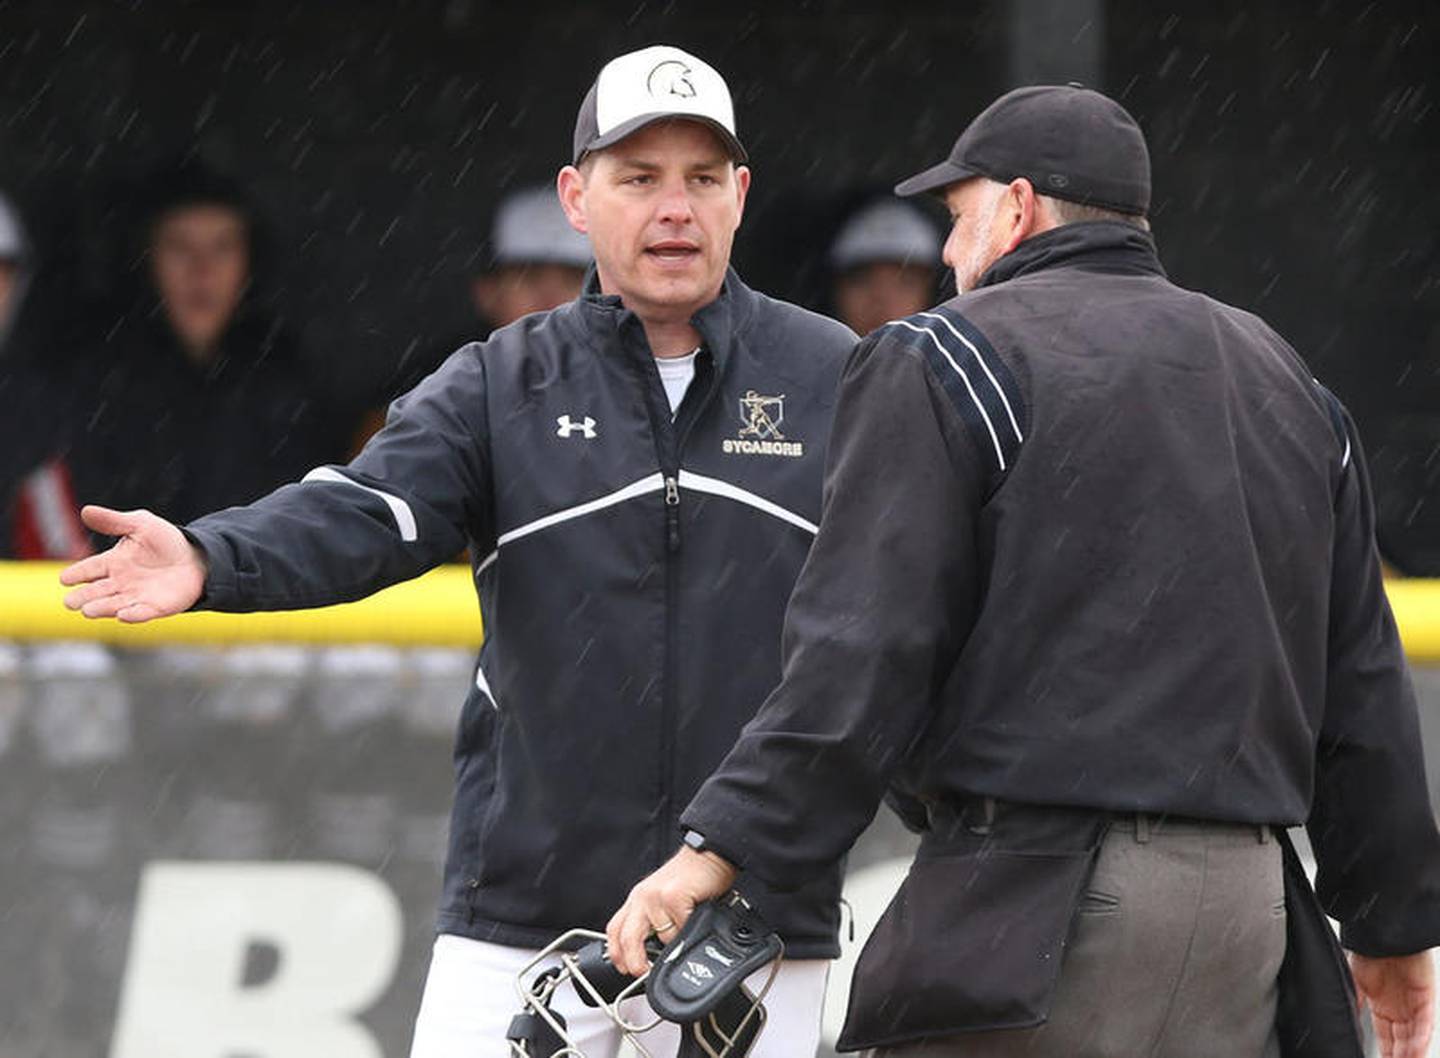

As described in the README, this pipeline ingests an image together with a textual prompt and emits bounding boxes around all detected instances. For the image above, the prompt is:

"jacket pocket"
[455,689,503,883]
[836,812,1107,1052]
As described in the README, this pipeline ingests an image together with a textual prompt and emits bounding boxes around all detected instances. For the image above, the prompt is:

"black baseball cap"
[894,84,1150,216]
[572,45,747,166]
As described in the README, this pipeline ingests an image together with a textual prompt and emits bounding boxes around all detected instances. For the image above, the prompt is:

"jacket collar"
[579,265,751,373]
[977,221,1166,289]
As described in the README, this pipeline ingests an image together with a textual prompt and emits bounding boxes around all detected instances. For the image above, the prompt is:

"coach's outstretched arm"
[60,342,493,617]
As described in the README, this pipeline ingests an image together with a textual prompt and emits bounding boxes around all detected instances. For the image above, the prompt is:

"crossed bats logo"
[646,60,697,99]
[738,391,785,440]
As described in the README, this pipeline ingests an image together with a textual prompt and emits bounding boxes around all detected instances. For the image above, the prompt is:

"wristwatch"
[681,828,741,875]
[681,827,711,854]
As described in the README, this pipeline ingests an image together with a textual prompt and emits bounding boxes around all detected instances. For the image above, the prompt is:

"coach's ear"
[730,164,752,229]
[557,166,589,235]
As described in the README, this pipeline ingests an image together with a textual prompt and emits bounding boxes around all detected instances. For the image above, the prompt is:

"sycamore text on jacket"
[722,438,805,457]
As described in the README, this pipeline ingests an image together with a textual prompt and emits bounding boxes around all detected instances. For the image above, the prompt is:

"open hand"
[1351,950,1436,1058]
[59,506,207,623]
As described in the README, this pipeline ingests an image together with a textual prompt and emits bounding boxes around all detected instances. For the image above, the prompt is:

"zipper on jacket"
[664,475,680,552]
[629,334,720,867]
[658,351,718,552]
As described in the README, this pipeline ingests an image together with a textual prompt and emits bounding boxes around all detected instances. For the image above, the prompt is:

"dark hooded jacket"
[62,306,343,530]
[679,222,1440,1050]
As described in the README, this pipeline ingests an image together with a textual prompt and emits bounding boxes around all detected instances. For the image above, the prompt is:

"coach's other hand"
[1351,950,1436,1058]
[59,505,207,623]
[607,846,737,977]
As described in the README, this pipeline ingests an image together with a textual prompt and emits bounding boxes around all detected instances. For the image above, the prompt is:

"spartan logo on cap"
[575,46,747,165]
[646,59,696,99]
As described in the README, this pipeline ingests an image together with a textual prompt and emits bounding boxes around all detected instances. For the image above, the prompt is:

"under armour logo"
[646,59,696,99]
[556,415,597,439]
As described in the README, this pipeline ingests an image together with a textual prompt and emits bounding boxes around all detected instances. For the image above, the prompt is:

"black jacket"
[186,270,855,956]
[681,224,1440,1042]
[72,312,344,529]
[3,308,344,557]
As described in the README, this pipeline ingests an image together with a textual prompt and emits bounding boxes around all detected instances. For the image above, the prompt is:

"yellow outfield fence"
[0,561,1438,663]
[0,561,482,648]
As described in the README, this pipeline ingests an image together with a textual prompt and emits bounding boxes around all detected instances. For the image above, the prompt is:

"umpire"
[609,85,1440,1057]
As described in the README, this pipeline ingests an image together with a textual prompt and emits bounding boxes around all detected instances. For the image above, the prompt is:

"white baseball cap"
[829,199,941,272]
[572,45,746,165]
[490,185,592,268]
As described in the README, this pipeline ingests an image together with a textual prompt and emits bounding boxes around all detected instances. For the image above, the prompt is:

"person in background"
[50,165,343,544]
[828,196,941,337]
[0,191,91,559]
[471,183,592,330]
[347,183,594,455]
[0,194,29,346]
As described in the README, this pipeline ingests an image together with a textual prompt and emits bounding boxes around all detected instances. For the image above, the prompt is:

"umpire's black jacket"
[184,269,855,956]
[680,222,1440,1048]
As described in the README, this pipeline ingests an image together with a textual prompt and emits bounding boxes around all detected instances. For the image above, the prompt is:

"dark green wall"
[1,0,1435,559]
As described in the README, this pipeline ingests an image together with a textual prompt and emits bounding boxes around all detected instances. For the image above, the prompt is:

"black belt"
[925,795,1272,846]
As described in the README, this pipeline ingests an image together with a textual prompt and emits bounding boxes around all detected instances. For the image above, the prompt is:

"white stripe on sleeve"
[301,467,419,542]
[917,311,1024,442]
[474,662,499,710]
[887,319,1007,471]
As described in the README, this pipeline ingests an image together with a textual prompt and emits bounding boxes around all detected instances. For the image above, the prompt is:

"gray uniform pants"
[870,817,1286,1058]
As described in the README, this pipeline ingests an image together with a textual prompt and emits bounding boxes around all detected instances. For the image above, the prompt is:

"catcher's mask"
[507,891,784,1058]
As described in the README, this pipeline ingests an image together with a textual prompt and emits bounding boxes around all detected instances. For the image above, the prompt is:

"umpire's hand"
[607,846,737,977]
[1350,950,1436,1058]
[59,505,207,623]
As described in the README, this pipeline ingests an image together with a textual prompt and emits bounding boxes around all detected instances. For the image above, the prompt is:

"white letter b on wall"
[110,862,403,1058]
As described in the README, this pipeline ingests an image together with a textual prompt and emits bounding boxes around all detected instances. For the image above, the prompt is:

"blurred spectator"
[470,184,591,329]
[827,197,942,337]
[0,194,29,347]
[349,183,591,454]
[7,165,344,556]
[0,192,84,559]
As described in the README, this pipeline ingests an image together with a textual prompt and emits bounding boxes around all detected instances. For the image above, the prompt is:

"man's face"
[472,263,587,329]
[941,179,1009,295]
[150,203,250,356]
[834,261,937,337]
[560,120,750,322]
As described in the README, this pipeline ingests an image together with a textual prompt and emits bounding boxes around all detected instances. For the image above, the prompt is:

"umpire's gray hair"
[1038,193,1151,232]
